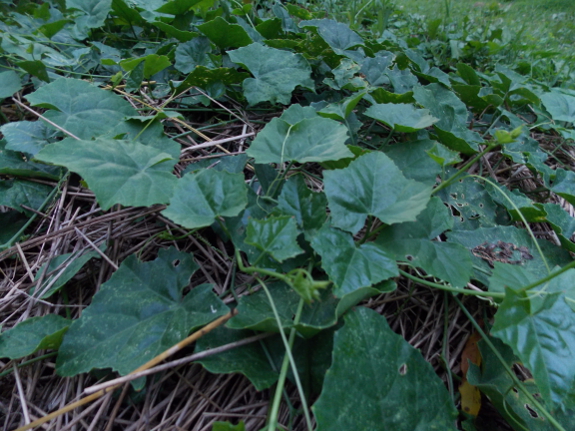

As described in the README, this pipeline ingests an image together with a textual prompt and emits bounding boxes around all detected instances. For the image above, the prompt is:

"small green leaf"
[0,70,23,98]
[492,287,575,410]
[0,179,54,215]
[162,169,248,229]
[16,60,50,83]
[1,121,54,156]
[196,328,278,391]
[0,315,70,360]
[26,78,137,140]
[212,421,245,431]
[198,16,253,49]
[245,216,304,263]
[120,54,171,79]
[174,37,214,74]
[364,103,438,133]
[67,0,112,31]
[377,197,473,287]
[247,104,352,164]
[228,43,314,105]
[276,174,327,238]
[0,140,61,180]
[311,224,397,297]
[324,153,432,234]
[35,137,177,211]
[56,248,228,377]
[173,66,249,95]
[425,142,462,167]
[550,169,575,206]
[300,19,364,59]
[313,307,458,430]
[153,22,197,42]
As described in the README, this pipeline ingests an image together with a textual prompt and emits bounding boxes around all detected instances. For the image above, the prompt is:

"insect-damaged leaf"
[35,137,177,210]
[313,307,458,430]
[162,169,248,229]
[247,104,352,164]
[311,224,397,297]
[0,315,71,360]
[56,247,228,377]
[376,197,473,287]
[323,153,432,235]
[26,78,137,140]
[228,43,314,105]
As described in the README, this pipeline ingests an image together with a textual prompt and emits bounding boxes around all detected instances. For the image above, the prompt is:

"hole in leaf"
[479,203,484,208]
[512,387,518,394]
[172,259,181,267]
[406,255,414,262]
[459,179,464,183]
[399,364,407,375]
[450,193,458,199]
[524,404,539,418]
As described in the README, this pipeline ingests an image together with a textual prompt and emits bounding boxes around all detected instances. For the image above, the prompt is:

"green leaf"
[0,315,70,360]
[323,153,432,234]
[35,137,177,211]
[32,249,103,298]
[364,103,438,133]
[413,83,483,154]
[120,54,171,79]
[56,248,228,377]
[173,66,249,95]
[377,197,473,287]
[0,140,62,180]
[300,19,364,60]
[245,216,304,263]
[174,37,214,74]
[0,70,23,98]
[26,78,137,140]
[425,142,462,167]
[228,43,314,106]
[313,307,458,430]
[323,58,368,91]
[311,224,397,297]
[1,121,54,156]
[492,287,575,410]
[162,169,248,229]
[276,174,327,238]
[246,104,352,164]
[155,0,205,15]
[16,60,50,83]
[540,89,575,123]
[382,140,442,185]
[550,169,575,206]
[0,212,28,246]
[197,17,252,49]
[0,179,54,215]
[318,91,366,122]
[195,328,278,391]
[67,0,112,32]
[152,22,197,42]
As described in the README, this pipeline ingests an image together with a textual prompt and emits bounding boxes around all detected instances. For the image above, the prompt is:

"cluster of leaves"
[1,0,575,430]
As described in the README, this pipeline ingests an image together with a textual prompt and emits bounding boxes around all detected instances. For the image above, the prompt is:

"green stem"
[453,296,566,431]
[399,269,505,299]
[257,279,312,431]
[268,298,306,431]
[432,143,498,195]
[0,352,58,378]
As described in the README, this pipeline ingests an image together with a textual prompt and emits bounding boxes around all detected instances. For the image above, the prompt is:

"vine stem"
[267,297,307,431]
[399,269,505,299]
[453,296,566,431]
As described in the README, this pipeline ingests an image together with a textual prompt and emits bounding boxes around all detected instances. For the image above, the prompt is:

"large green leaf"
[364,103,438,133]
[67,0,112,31]
[323,152,432,235]
[0,315,70,360]
[35,137,177,210]
[197,17,253,49]
[228,43,314,105]
[311,224,397,297]
[56,248,228,377]
[174,37,214,74]
[492,287,575,410]
[246,104,352,164]
[162,167,247,227]
[377,197,473,287]
[25,78,137,140]
[313,307,458,430]
[540,89,575,123]
[300,19,364,61]
[245,216,304,263]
